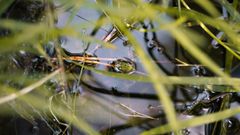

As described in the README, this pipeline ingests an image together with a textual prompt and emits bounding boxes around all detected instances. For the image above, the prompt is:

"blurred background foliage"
[0,0,240,135]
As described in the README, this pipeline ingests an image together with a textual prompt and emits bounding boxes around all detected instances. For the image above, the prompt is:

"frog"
[109,58,136,74]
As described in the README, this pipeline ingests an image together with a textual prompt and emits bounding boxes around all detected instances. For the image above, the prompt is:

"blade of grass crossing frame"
[194,0,220,17]
[141,107,240,134]
[94,0,180,131]
[0,0,14,15]
[160,22,240,91]
[180,0,240,60]
[108,18,180,132]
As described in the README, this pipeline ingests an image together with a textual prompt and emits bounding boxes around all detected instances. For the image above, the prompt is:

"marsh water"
[57,4,174,134]
[1,0,240,135]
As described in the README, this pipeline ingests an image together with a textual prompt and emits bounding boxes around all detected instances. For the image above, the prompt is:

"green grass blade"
[111,19,179,132]
[219,0,240,21]
[141,107,240,135]
[194,0,220,17]
[0,69,61,105]
[0,0,14,15]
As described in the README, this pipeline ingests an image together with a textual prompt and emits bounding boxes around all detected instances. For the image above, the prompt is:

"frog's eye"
[108,58,136,74]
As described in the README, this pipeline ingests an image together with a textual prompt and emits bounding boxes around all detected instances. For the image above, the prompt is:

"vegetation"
[0,0,240,134]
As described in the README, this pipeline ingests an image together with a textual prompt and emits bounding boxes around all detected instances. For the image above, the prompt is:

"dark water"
[1,0,240,135]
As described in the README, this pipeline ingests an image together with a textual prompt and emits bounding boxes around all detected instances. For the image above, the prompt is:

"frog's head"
[108,58,136,74]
